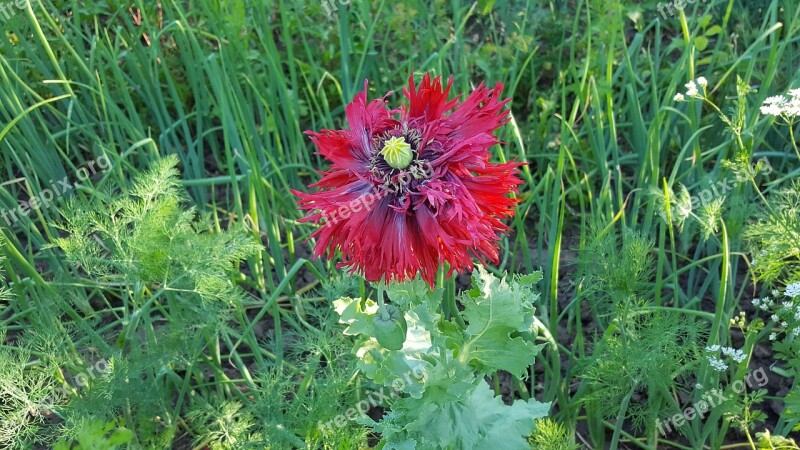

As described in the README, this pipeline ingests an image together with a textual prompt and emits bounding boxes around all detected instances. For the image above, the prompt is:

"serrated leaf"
[465,339,544,377]
[783,385,800,421]
[472,383,551,449]
[384,382,548,450]
[333,296,378,337]
[517,271,543,285]
[386,279,442,309]
[454,268,541,376]
[350,307,435,398]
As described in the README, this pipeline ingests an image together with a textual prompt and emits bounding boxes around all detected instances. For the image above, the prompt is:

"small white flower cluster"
[721,346,747,362]
[674,77,708,102]
[786,282,800,299]
[759,89,800,118]
[760,282,800,341]
[706,355,727,372]
[752,296,774,311]
[705,344,746,372]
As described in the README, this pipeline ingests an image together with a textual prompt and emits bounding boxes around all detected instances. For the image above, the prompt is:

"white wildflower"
[674,93,685,102]
[764,95,787,105]
[761,104,784,116]
[721,347,746,363]
[697,77,708,87]
[707,356,727,372]
[786,98,800,117]
[685,81,699,97]
[785,282,800,299]
[760,93,800,117]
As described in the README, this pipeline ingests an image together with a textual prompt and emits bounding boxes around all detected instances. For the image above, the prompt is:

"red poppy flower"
[293,73,524,287]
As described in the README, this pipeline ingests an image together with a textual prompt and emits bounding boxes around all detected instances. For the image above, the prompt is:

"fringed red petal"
[294,73,525,287]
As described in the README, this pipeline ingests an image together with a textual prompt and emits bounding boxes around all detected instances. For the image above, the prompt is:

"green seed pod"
[372,304,408,350]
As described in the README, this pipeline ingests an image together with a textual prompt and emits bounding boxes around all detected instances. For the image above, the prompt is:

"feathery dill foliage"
[44,156,261,447]
[578,311,706,432]
[576,224,708,434]
[53,419,133,450]
[59,354,176,447]
[0,335,62,449]
[745,180,800,285]
[528,418,580,450]
[181,330,369,449]
[239,338,369,449]
[185,398,255,450]
[0,240,61,448]
[183,281,369,449]
[578,224,654,319]
[53,154,261,306]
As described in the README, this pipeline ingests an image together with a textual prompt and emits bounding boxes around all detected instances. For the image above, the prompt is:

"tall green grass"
[1,0,799,448]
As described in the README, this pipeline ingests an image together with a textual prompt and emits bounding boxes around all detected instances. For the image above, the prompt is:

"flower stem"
[446,275,466,330]
[789,121,800,162]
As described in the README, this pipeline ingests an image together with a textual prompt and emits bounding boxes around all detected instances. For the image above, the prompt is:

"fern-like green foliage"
[744,180,800,286]
[755,429,800,449]
[52,154,260,305]
[0,336,62,449]
[578,224,654,319]
[179,312,369,450]
[44,156,261,447]
[185,397,254,450]
[58,354,175,447]
[0,237,65,448]
[578,311,706,432]
[53,419,133,450]
[30,153,355,448]
[779,379,800,433]
[529,418,580,450]
[249,339,368,448]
